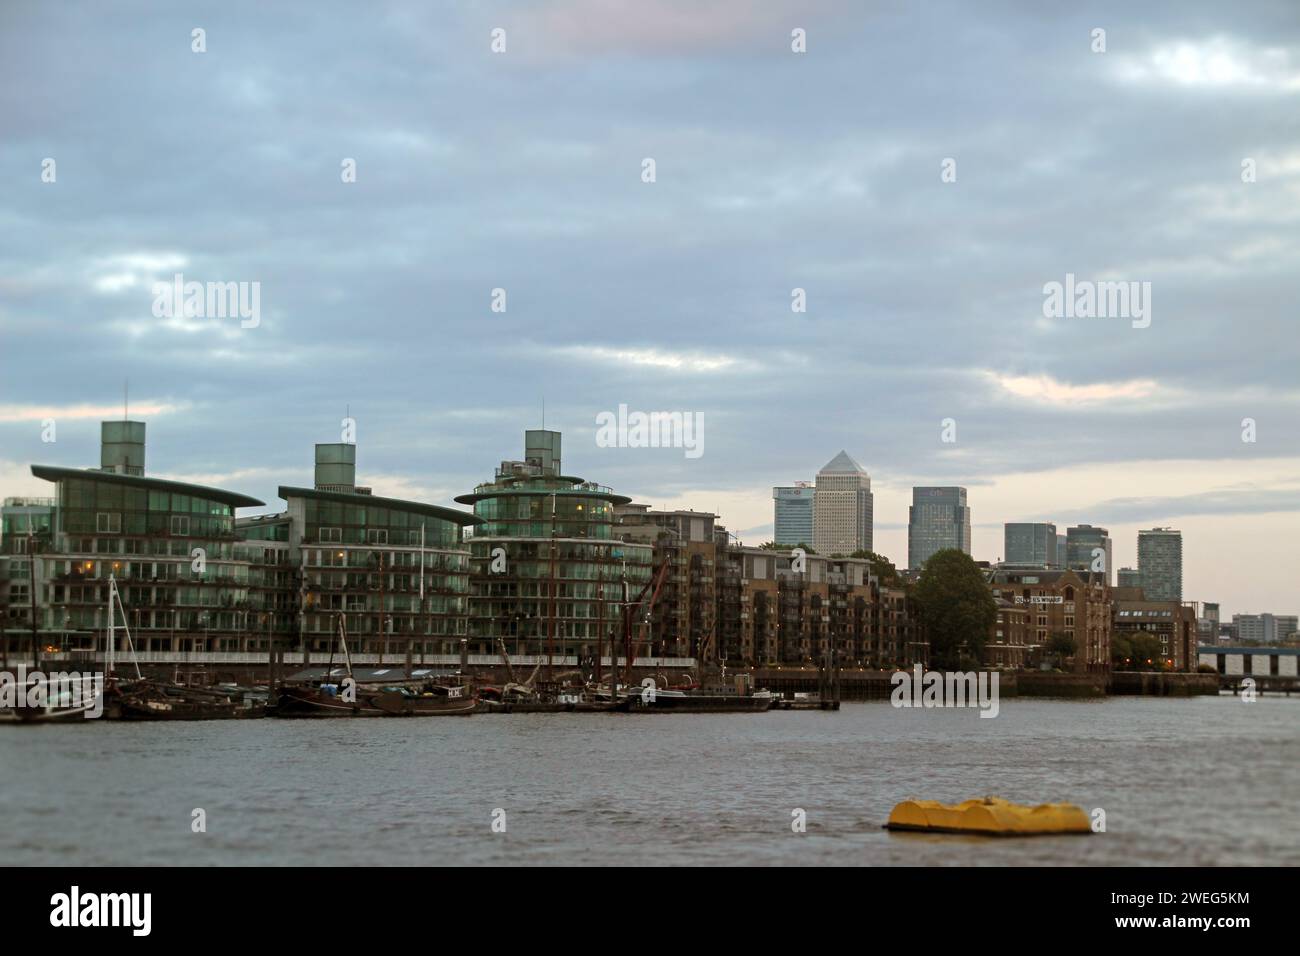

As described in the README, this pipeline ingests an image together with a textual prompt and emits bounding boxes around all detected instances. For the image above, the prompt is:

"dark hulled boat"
[107,681,267,720]
[4,674,106,723]
[586,680,775,714]
[272,615,475,717]
[274,680,476,717]
[625,687,774,713]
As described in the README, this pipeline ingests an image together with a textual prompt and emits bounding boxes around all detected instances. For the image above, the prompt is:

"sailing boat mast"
[108,575,143,680]
[107,572,115,677]
[123,592,141,679]
[413,521,425,678]
[337,613,354,680]
[548,492,556,684]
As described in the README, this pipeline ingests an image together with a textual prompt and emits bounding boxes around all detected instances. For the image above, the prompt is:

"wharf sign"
[1014,595,1064,605]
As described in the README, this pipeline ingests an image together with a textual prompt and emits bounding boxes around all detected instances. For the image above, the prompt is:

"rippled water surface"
[2,695,1296,865]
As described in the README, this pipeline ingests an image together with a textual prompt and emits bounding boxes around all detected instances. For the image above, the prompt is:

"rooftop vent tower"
[524,429,561,477]
[314,442,357,492]
[100,420,146,476]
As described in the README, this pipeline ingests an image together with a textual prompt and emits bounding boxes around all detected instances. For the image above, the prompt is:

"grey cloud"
[0,0,1297,538]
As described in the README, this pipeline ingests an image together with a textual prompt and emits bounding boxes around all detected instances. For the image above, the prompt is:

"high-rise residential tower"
[812,452,873,556]
[1199,602,1221,644]
[1066,525,1112,585]
[908,486,971,569]
[1003,522,1057,566]
[1137,527,1183,602]
[455,430,654,659]
[772,483,815,547]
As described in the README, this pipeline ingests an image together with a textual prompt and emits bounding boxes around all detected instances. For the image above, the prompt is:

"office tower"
[908,486,971,570]
[812,452,873,555]
[1066,524,1112,584]
[1137,527,1183,602]
[1055,534,1067,568]
[1232,613,1299,645]
[1003,522,1057,566]
[772,483,815,547]
[1117,567,1141,588]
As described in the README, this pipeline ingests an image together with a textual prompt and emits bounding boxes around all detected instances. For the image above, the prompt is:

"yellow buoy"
[885,796,1091,836]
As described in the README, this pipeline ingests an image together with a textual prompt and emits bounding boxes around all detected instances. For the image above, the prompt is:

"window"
[96,512,122,534]
[320,527,342,543]
[367,528,388,545]
[170,515,190,535]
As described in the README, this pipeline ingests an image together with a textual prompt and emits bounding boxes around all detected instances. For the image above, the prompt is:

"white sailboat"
[4,576,137,722]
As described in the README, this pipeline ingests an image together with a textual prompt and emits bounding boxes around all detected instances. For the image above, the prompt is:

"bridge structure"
[1198,644,1300,696]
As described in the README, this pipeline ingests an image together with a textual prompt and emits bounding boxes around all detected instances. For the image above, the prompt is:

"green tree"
[758,541,815,553]
[1129,633,1164,670]
[1110,633,1134,667]
[851,550,900,586]
[1046,632,1076,669]
[912,549,996,669]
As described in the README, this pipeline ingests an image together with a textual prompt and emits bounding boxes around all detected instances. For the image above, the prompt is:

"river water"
[1,695,1296,866]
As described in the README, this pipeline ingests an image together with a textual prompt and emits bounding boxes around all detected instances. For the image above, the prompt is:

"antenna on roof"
[542,396,545,430]
[124,379,129,420]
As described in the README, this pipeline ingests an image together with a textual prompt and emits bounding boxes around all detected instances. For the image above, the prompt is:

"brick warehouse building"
[1112,599,1200,671]
[985,567,1112,673]
[615,508,923,670]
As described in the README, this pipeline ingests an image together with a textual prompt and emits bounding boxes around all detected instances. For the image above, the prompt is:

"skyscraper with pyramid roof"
[812,450,873,555]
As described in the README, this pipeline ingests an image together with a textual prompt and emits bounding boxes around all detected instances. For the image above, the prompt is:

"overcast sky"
[2,0,1298,619]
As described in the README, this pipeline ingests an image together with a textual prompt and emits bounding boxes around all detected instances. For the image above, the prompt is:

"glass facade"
[907,486,971,570]
[772,486,814,547]
[17,448,485,663]
[459,470,652,658]
[1004,522,1057,566]
[1,500,54,548]
[1136,527,1182,602]
[24,469,266,653]
[1066,525,1113,585]
[286,488,475,656]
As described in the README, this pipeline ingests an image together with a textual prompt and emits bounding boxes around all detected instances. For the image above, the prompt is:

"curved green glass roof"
[32,465,265,509]
[454,484,632,507]
[278,486,483,527]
